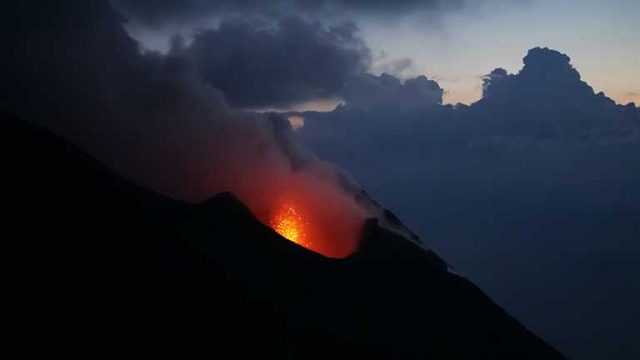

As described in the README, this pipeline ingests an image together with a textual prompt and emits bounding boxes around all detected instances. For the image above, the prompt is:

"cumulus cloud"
[370,54,416,79]
[178,16,370,108]
[110,0,518,109]
[342,73,443,110]
[481,47,596,105]
[472,47,637,142]
[302,47,639,191]
[297,45,640,358]
[302,45,640,261]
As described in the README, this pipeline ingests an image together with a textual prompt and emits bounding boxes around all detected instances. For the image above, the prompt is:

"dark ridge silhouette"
[3,114,565,358]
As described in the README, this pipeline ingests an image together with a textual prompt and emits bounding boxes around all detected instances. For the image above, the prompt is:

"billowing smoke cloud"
[109,0,511,109]
[177,16,370,108]
[0,0,375,258]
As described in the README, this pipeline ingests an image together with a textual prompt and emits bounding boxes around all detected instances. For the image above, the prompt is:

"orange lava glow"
[258,182,363,259]
[270,203,311,248]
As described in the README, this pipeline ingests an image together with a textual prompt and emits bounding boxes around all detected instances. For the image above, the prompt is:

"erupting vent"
[270,202,311,249]
[259,188,363,259]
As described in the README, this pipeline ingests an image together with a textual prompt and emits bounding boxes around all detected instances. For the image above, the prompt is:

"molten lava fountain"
[270,202,310,248]
[266,194,361,259]
[237,166,364,259]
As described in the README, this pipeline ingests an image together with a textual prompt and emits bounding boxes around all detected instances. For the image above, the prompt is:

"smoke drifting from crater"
[0,0,370,257]
[178,16,370,108]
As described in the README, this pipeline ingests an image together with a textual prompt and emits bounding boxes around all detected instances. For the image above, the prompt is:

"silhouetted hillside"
[3,115,565,358]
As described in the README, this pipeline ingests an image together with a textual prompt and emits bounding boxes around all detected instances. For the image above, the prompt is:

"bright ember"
[255,178,363,259]
[270,203,310,248]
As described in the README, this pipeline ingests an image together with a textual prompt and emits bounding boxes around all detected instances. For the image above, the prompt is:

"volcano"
[4,114,565,359]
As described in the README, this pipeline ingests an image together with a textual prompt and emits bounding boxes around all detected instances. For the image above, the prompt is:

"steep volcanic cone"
[188,129,366,259]
[187,115,368,260]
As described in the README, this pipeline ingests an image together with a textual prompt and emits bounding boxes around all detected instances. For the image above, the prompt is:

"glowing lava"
[271,203,310,248]
[264,192,362,258]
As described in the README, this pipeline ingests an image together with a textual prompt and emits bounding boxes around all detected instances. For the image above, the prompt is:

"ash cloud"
[1,0,369,257]
[177,16,370,108]
[109,0,511,109]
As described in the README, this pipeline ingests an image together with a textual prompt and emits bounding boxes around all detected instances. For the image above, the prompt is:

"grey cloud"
[480,47,595,105]
[481,67,509,98]
[295,0,463,14]
[298,46,640,359]
[371,56,415,78]
[1,0,371,254]
[342,73,443,110]
[304,48,639,184]
[179,16,370,108]
[1,0,260,201]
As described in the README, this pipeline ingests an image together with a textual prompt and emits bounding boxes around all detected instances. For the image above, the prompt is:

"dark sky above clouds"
[112,0,464,26]
[2,1,639,359]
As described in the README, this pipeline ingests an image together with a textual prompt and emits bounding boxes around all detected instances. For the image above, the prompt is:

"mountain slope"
[3,115,565,358]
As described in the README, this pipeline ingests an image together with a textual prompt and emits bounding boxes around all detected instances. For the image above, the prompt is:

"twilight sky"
[362,0,639,105]
[3,1,639,359]
[124,0,639,108]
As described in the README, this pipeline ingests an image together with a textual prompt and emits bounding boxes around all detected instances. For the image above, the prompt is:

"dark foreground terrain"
[4,115,564,358]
